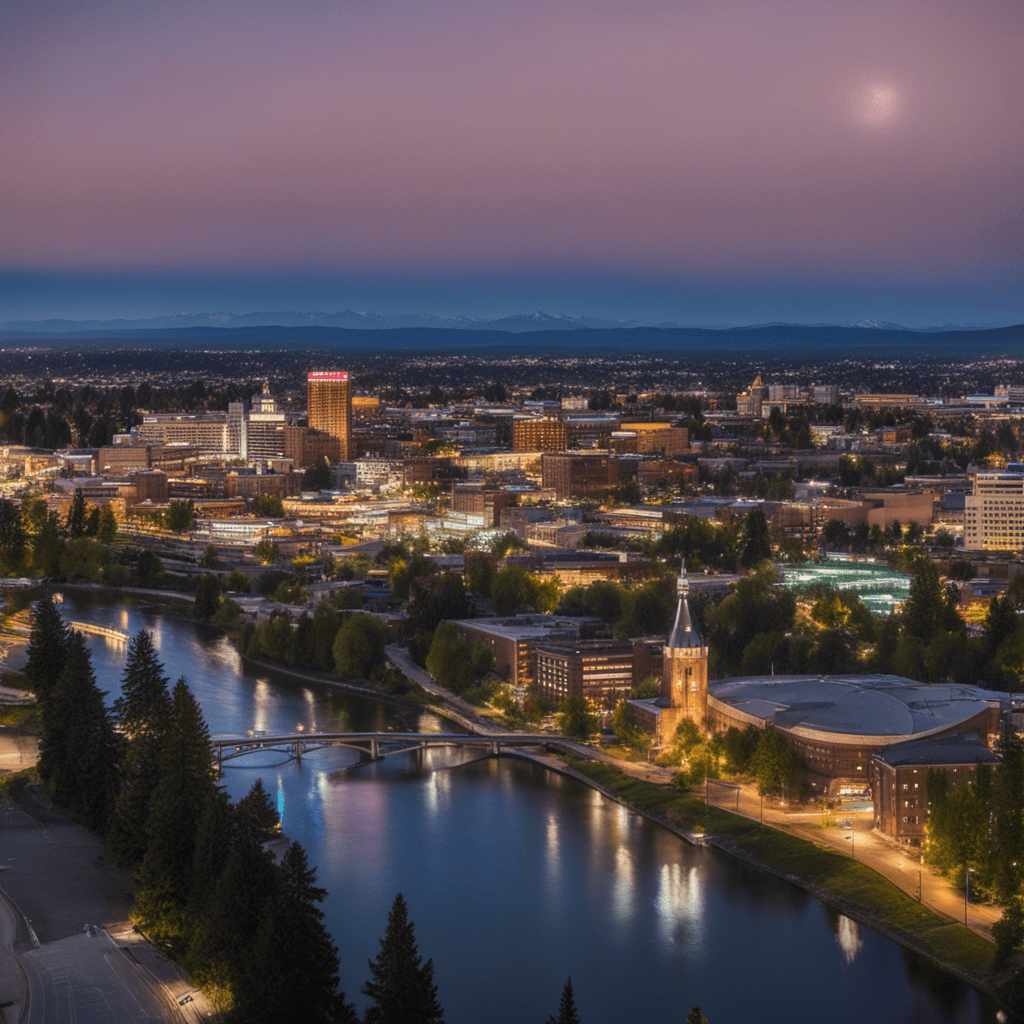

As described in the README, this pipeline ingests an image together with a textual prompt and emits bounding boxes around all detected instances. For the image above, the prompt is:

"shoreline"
[49,587,1014,1013]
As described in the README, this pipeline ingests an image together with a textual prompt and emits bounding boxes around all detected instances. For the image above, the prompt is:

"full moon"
[851,83,900,127]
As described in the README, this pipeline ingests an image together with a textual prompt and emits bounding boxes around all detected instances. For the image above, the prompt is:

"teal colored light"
[781,560,911,616]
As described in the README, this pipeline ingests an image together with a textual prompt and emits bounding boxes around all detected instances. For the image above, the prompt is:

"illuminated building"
[308,371,352,460]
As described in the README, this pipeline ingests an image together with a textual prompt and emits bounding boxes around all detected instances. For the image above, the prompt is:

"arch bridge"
[211,732,567,769]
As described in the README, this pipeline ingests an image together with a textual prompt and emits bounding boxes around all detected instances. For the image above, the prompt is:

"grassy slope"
[563,755,997,981]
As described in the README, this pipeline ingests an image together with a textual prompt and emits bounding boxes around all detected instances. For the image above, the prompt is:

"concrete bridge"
[211,731,568,769]
[67,620,130,643]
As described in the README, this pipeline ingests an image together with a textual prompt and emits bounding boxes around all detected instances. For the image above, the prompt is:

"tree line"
[21,598,453,1022]
[923,731,1024,966]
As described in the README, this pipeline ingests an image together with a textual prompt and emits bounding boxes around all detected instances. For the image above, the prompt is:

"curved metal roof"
[708,674,1005,742]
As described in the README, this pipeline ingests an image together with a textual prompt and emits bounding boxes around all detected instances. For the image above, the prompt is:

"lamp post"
[965,868,975,926]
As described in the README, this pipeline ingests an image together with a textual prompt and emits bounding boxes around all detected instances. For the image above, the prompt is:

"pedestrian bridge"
[211,731,566,769]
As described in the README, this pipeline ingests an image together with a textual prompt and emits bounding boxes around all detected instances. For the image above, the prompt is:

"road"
[708,777,1001,938]
[0,781,209,1022]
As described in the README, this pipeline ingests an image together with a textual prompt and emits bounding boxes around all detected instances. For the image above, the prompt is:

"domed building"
[629,565,1008,797]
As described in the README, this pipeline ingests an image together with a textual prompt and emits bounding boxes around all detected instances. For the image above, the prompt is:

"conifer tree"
[189,780,282,995]
[545,978,580,1024]
[65,487,88,539]
[363,893,444,1024]
[24,595,71,718]
[235,777,280,845]
[686,1008,709,1024]
[113,630,172,736]
[187,788,237,920]
[40,631,121,830]
[109,631,173,863]
[134,679,216,945]
[994,729,1024,901]
[234,842,357,1024]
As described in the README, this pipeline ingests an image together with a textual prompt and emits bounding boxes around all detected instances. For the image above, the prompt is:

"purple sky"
[3,0,1021,324]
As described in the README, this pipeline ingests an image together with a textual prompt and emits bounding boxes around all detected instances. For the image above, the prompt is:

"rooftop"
[873,732,999,768]
[709,674,1006,742]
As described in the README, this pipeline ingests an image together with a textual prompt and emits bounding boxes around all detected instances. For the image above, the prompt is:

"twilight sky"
[2,0,1021,325]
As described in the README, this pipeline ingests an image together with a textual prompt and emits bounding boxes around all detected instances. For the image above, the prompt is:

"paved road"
[708,778,1000,938]
[20,931,181,1024]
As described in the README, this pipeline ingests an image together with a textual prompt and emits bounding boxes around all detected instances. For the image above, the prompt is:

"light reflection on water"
[57,592,1000,1024]
[837,915,864,964]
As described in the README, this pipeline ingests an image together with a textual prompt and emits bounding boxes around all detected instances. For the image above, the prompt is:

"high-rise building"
[307,371,352,460]
[242,382,287,464]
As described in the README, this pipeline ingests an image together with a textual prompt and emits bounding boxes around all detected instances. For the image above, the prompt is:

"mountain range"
[1,310,1015,335]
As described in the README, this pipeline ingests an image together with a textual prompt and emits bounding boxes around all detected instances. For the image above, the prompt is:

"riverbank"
[556,754,1014,1006]
[380,646,1017,1008]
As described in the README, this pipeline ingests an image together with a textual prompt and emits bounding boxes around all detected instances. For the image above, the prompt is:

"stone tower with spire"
[661,561,709,735]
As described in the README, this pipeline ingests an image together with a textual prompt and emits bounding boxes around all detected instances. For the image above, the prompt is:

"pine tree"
[113,630,172,736]
[108,631,174,864]
[234,842,357,1024]
[65,487,88,538]
[189,780,282,996]
[40,631,121,830]
[24,595,71,720]
[134,679,217,946]
[236,777,281,845]
[187,789,237,919]
[739,507,772,568]
[363,893,444,1024]
[545,978,580,1024]
[686,1008,709,1024]
[994,729,1024,901]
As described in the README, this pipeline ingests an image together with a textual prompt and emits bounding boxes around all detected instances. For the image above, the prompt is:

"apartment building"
[512,417,568,453]
[965,471,1024,551]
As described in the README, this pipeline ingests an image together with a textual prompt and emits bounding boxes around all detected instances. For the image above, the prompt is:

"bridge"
[67,620,131,643]
[210,731,568,769]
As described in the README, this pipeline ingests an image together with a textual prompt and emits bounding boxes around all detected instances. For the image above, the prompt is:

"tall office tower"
[307,371,352,460]
[242,382,287,464]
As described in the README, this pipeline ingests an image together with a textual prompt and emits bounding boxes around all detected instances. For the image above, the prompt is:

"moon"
[851,84,900,128]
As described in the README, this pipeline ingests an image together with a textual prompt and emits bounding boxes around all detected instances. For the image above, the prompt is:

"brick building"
[451,485,517,527]
[534,640,635,705]
[283,426,343,469]
[541,453,619,500]
[513,417,568,453]
[870,734,998,846]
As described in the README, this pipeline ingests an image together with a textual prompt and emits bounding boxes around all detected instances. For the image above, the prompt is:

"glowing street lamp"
[965,868,976,926]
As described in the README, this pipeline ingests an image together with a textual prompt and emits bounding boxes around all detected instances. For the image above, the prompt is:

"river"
[54,591,1000,1024]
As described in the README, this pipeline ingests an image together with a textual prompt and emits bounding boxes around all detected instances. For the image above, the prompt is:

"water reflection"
[56,591,1001,1024]
[836,915,863,964]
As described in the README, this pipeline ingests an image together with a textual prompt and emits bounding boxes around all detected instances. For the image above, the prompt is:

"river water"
[55,591,999,1024]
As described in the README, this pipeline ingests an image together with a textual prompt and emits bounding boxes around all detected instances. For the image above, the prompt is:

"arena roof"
[708,674,1007,744]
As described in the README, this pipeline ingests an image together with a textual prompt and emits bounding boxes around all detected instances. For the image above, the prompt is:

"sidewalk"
[708,778,999,939]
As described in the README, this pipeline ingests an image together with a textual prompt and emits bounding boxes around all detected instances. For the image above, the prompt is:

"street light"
[965,868,976,926]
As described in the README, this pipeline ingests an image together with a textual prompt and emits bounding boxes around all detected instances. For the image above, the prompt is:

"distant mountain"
[2,321,1022,358]
[2,310,1019,336]
[0,309,654,334]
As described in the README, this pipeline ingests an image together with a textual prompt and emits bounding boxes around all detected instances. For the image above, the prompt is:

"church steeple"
[666,560,703,650]
[661,559,709,737]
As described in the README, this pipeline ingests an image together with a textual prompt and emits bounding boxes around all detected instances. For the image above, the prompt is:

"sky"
[2,0,1022,326]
